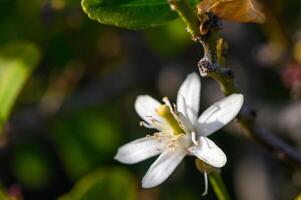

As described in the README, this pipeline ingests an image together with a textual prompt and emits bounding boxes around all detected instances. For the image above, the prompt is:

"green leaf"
[52,108,122,179]
[58,167,137,200]
[0,189,6,200]
[144,19,191,57]
[0,41,41,127]
[81,0,199,30]
[11,143,53,190]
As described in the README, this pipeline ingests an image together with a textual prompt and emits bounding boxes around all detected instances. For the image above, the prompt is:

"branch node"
[199,12,222,38]
[198,57,216,76]
[167,0,177,11]
[204,12,222,30]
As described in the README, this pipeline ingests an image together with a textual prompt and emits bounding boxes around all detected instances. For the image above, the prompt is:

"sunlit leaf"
[0,41,40,128]
[81,0,200,29]
[58,167,137,200]
[198,0,265,24]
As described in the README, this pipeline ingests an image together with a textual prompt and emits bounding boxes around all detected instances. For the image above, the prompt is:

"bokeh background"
[0,0,301,199]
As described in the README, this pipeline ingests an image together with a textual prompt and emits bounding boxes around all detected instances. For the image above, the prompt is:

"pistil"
[156,105,185,135]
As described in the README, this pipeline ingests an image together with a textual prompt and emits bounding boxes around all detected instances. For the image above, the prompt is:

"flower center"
[156,105,185,135]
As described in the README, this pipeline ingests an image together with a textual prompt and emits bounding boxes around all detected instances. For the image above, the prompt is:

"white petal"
[188,137,226,168]
[176,95,188,118]
[197,93,244,136]
[135,95,163,125]
[142,148,187,188]
[114,137,167,164]
[177,72,201,124]
[177,112,194,132]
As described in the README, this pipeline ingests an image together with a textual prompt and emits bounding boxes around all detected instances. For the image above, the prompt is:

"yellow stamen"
[156,105,184,135]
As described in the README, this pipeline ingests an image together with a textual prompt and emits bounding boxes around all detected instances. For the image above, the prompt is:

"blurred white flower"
[114,72,244,191]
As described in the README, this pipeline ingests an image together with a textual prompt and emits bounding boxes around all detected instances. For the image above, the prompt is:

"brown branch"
[196,14,301,168]
[238,113,301,167]
[167,0,301,167]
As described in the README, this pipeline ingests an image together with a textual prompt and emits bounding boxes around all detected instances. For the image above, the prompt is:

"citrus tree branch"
[167,0,201,37]
[168,1,301,167]
[198,29,301,167]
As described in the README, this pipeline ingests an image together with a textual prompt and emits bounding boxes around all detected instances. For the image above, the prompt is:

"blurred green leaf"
[54,129,95,180]
[52,109,122,179]
[11,144,53,190]
[0,189,6,200]
[58,167,137,200]
[81,0,200,30]
[0,41,40,128]
[144,19,191,57]
[167,188,199,200]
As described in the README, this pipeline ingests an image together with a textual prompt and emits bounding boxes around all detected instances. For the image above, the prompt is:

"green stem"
[167,0,200,37]
[209,172,231,200]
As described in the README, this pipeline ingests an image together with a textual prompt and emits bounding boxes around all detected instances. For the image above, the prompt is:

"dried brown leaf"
[198,0,266,24]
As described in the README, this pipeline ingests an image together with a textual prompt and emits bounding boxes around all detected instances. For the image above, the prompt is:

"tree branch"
[202,25,301,168]
[169,0,301,167]
[167,0,200,38]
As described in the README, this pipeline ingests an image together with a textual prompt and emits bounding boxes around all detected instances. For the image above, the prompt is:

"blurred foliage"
[0,188,6,200]
[0,189,14,200]
[296,194,301,200]
[144,19,191,57]
[52,108,122,180]
[11,143,53,190]
[0,42,40,129]
[164,188,199,200]
[58,167,137,200]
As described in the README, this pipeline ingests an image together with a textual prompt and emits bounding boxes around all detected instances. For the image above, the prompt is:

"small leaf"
[0,41,41,127]
[198,0,265,24]
[58,167,137,200]
[81,0,200,29]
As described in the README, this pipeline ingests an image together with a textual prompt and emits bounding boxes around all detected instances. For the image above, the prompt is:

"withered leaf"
[198,0,266,24]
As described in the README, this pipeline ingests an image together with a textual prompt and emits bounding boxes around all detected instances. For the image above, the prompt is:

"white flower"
[114,72,244,191]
